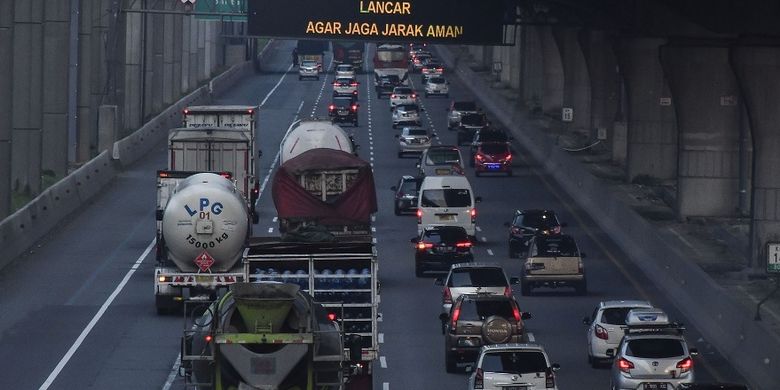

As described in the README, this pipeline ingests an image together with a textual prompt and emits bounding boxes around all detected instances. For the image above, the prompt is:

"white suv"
[609,308,698,390]
[298,60,319,80]
[335,64,355,79]
[435,263,519,314]
[468,344,560,390]
[424,76,449,97]
[583,300,653,368]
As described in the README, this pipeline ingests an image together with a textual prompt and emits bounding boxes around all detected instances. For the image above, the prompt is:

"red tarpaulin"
[272,149,378,225]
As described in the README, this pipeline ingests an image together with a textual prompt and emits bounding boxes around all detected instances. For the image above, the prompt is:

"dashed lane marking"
[487,249,494,256]
[476,226,482,232]
[378,333,384,343]
[380,356,387,368]
[267,227,274,234]
[528,332,535,343]
[480,237,487,243]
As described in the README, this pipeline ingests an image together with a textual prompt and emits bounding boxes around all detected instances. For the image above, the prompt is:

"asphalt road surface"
[0,40,747,389]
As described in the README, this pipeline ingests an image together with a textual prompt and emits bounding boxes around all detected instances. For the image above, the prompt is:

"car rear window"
[481,144,509,155]
[423,228,468,244]
[461,114,487,126]
[426,149,460,165]
[479,131,509,142]
[453,102,477,111]
[448,268,507,287]
[398,104,419,112]
[420,189,471,208]
[459,299,514,321]
[481,351,548,374]
[518,212,558,229]
[400,179,419,195]
[406,129,428,136]
[395,87,413,94]
[333,98,353,107]
[626,339,685,358]
[601,307,638,325]
[428,77,445,84]
[536,237,577,257]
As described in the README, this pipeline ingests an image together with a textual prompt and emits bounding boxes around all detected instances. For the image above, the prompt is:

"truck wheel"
[445,352,458,373]
[155,295,172,315]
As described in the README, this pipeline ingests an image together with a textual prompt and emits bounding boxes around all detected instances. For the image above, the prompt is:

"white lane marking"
[380,356,387,368]
[372,237,377,244]
[487,249,494,256]
[267,227,274,233]
[161,353,181,390]
[383,383,390,390]
[372,215,376,222]
[476,226,482,232]
[371,227,376,232]
[480,237,487,243]
[378,333,384,343]
[39,239,156,390]
[528,332,535,343]
[260,63,294,107]
[272,216,278,222]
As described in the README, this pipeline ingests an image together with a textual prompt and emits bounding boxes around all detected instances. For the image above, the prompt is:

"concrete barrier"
[437,45,780,389]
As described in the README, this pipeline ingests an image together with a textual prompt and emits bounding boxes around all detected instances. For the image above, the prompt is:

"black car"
[390,175,421,215]
[457,112,489,145]
[328,96,359,126]
[411,226,474,277]
[375,74,401,98]
[505,209,565,258]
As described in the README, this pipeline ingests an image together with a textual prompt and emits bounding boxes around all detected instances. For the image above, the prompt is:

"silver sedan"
[395,127,434,157]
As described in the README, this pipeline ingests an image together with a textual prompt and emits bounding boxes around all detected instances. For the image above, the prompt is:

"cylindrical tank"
[280,119,354,164]
[162,173,248,272]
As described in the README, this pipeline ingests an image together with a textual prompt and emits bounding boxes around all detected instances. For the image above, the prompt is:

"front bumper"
[523,274,585,286]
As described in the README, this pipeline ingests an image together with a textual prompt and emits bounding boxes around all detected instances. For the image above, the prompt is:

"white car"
[298,60,319,80]
[389,87,417,109]
[583,300,653,368]
[424,76,449,97]
[609,308,698,390]
[467,344,561,390]
[395,127,433,157]
[335,64,355,79]
[391,104,422,128]
[332,77,359,98]
[435,262,518,314]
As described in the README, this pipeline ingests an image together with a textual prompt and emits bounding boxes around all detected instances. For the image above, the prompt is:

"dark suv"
[505,209,565,258]
[375,74,401,98]
[439,294,531,372]
[457,112,489,145]
[411,226,474,277]
[390,175,421,215]
[328,97,359,126]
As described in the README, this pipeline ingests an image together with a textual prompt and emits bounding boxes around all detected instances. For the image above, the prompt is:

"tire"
[475,171,481,177]
[576,280,588,296]
[520,282,531,296]
[445,352,458,373]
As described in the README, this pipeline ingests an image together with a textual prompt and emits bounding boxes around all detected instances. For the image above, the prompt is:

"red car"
[473,143,513,176]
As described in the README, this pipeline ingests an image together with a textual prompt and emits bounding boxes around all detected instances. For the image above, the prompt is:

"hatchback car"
[435,263,519,314]
[390,87,417,108]
[391,175,421,215]
[328,97,359,126]
[609,308,698,390]
[447,100,479,129]
[467,344,560,390]
[424,76,449,97]
[298,60,319,80]
[473,143,513,176]
[335,64,355,79]
[417,145,464,177]
[521,234,586,295]
[411,226,474,277]
[395,127,433,157]
[583,300,653,367]
[505,209,566,258]
[332,77,359,98]
[391,103,423,128]
[440,294,531,372]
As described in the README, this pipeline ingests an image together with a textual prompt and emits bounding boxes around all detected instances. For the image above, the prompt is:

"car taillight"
[545,367,555,388]
[473,367,484,389]
[617,357,634,373]
[417,242,433,250]
[329,104,335,111]
[391,94,397,99]
[417,209,422,223]
[512,304,521,322]
[578,259,584,274]
[510,226,521,235]
[443,287,452,304]
[455,241,471,248]
[470,208,476,223]
[450,306,460,328]
[411,94,416,98]
[594,324,608,340]
[351,104,358,111]
[504,153,512,161]
[332,82,339,86]
[677,357,693,374]
[350,82,358,87]
[475,153,484,161]
[504,286,512,297]
[552,225,561,234]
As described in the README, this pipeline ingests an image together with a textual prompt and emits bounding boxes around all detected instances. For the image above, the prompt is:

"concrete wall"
[0,0,14,218]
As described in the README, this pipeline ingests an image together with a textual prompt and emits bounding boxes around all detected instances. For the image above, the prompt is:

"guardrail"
[0,40,271,270]
[437,45,779,389]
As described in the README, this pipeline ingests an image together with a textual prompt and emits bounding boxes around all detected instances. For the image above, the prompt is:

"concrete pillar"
[89,0,110,148]
[76,0,94,162]
[618,38,677,182]
[661,44,741,218]
[172,12,182,101]
[189,17,199,89]
[553,28,591,132]
[508,31,521,90]
[97,104,117,152]
[197,20,206,81]
[538,26,564,116]
[520,26,544,112]
[582,31,620,160]
[180,14,191,94]
[41,1,70,177]
[122,0,143,131]
[732,45,780,269]
[0,0,13,217]
[12,0,44,195]
[162,1,174,105]
[150,5,164,114]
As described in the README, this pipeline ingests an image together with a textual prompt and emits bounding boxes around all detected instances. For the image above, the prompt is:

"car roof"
[599,300,653,310]
[450,262,503,270]
[481,343,547,353]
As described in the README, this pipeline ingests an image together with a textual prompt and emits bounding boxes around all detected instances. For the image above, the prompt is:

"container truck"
[373,43,409,87]
[280,119,356,165]
[333,41,365,71]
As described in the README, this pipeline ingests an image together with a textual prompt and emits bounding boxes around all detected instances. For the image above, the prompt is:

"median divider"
[437,45,780,389]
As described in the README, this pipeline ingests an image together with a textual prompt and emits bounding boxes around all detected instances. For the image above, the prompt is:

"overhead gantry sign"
[247,0,513,45]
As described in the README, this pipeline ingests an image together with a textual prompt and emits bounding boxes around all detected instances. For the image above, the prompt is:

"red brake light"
[474,367,484,389]
[333,82,339,86]
[470,208,477,223]
[617,357,634,373]
[552,226,561,234]
[512,304,522,322]
[183,109,189,115]
[416,209,422,223]
[329,104,336,110]
[247,109,254,115]
[443,287,452,304]
[204,335,213,343]
[411,94,416,98]
[327,312,338,321]
[417,242,433,250]
[351,104,358,111]
[450,306,460,328]
[391,94,397,99]
[476,154,484,161]
[594,324,608,340]
[676,357,693,374]
[504,286,512,297]
[455,241,472,248]
[505,154,512,161]
[350,82,358,87]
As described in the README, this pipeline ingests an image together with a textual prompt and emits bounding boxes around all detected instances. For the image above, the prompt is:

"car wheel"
[576,280,588,296]
[475,171,481,177]
[415,262,424,278]
[445,352,458,373]
[520,282,531,296]
[590,355,602,369]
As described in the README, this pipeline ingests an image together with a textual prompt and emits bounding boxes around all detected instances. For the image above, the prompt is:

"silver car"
[416,145,464,177]
[609,308,698,390]
[390,86,417,109]
[467,344,560,390]
[298,60,319,80]
[391,103,422,128]
[395,127,433,157]
[335,64,355,79]
[424,76,449,97]
[435,263,519,314]
[583,300,653,368]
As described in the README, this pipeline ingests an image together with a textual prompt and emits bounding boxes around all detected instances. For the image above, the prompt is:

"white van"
[417,175,481,237]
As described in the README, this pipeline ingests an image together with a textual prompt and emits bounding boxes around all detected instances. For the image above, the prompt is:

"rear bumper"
[399,143,430,153]
[523,274,585,284]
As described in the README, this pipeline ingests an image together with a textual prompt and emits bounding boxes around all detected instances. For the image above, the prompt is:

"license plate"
[504,386,527,390]
[439,246,454,252]
[643,384,668,390]
[486,163,501,169]
[437,214,455,222]
[338,110,348,115]
[435,168,451,175]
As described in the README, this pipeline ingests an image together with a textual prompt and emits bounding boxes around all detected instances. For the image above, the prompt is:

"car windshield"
[518,212,559,229]
[449,268,507,287]
[481,351,548,374]
[481,144,509,155]
[337,65,351,71]
[380,76,399,84]
[420,189,471,208]
[602,307,640,325]
[423,228,468,244]
[426,149,460,165]
[459,299,514,320]
[395,88,413,94]
[429,77,445,84]
[626,339,685,358]
[453,102,477,111]
[333,98,353,107]
[536,237,578,257]
[406,129,428,136]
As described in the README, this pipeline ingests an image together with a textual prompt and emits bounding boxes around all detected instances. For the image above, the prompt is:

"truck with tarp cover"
[297,39,328,72]
[332,41,365,71]
[373,43,409,86]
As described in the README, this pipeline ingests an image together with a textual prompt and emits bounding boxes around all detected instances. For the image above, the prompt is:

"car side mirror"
[606,350,615,358]
[551,363,561,371]
[689,348,699,356]
[410,237,419,243]
[390,186,397,191]
[434,277,444,286]
[521,312,532,320]
[474,196,482,203]
[503,221,511,227]
[582,316,591,325]
[509,277,520,285]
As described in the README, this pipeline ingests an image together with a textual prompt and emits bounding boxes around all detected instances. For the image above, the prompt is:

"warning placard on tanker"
[247,0,510,45]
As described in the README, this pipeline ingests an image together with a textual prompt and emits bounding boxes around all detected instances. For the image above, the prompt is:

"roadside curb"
[436,44,779,389]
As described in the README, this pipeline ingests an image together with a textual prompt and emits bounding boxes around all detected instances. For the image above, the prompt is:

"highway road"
[0,40,748,389]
